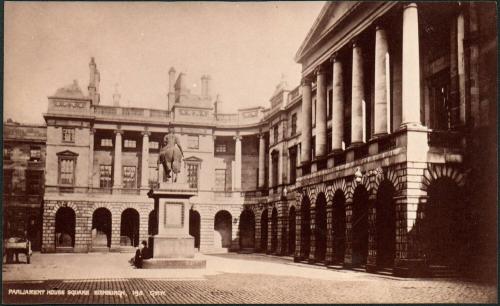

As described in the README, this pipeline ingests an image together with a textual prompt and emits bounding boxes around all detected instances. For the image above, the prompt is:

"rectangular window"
[187,135,199,149]
[312,98,317,127]
[26,170,43,195]
[214,169,226,191]
[291,113,297,136]
[99,165,112,188]
[3,146,12,160]
[59,158,75,185]
[186,163,199,189]
[100,138,113,147]
[122,166,137,189]
[124,139,136,148]
[149,166,159,188]
[30,146,41,162]
[3,170,13,194]
[62,128,75,143]
[289,147,297,184]
[272,151,279,187]
[328,89,333,120]
[149,141,159,150]
[273,125,279,144]
[215,144,226,153]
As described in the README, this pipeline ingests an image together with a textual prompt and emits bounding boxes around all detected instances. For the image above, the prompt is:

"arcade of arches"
[236,168,471,276]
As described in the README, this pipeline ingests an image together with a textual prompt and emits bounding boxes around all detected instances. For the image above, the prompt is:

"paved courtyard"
[3,252,497,304]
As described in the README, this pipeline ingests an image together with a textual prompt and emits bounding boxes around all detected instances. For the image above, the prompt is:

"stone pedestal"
[145,182,206,269]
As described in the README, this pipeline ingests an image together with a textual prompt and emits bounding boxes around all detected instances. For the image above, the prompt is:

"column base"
[142,258,206,269]
[152,235,195,258]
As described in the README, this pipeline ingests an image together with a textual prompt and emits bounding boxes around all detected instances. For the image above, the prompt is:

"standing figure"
[159,128,184,182]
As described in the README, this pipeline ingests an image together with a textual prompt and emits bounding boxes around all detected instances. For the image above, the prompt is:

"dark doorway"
[332,190,346,264]
[424,178,466,267]
[214,210,232,249]
[300,196,311,259]
[288,206,296,255]
[376,181,396,268]
[352,186,369,266]
[315,193,327,262]
[239,209,255,250]
[55,207,76,247]
[121,208,139,247]
[260,209,268,252]
[92,208,112,248]
[271,208,278,253]
[189,209,201,249]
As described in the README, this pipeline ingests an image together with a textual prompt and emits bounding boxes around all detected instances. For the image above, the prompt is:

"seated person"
[131,240,151,268]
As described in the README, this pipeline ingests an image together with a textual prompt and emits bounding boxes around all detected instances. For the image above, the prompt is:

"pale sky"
[4,1,324,124]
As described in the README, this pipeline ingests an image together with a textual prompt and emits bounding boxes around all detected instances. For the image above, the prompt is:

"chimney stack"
[112,83,121,106]
[88,57,100,105]
[201,74,212,99]
[168,67,176,110]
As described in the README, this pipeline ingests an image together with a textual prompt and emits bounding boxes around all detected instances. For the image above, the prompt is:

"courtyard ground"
[2,252,497,304]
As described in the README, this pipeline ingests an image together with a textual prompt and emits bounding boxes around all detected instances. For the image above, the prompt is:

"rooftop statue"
[159,128,184,183]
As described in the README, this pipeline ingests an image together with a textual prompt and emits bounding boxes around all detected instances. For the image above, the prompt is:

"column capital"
[89,128,96,135]
[301,76,312,86]
[351,37,361,48]
[314,65,327,76]
[114,129,123,135]
[258,133,265,139]
[233,135,242,141]
[141,131,151,137]
[403,2,417,10]
[330,52,340,63]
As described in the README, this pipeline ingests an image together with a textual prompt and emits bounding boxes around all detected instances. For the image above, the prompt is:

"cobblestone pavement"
[3,253,497,304]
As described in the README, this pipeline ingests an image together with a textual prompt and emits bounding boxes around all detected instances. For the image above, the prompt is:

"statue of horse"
[159,130,184,183]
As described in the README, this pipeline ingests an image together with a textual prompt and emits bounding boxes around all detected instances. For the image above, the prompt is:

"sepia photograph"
[2,1,498,304]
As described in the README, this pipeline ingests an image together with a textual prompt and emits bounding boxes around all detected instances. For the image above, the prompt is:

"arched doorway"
[214,210,232,249]
[352,185,369,266]
[55,207,75,248]
[148,210,157,236]
[270,207,278,253]
[332,190,346,264]
[92,208,111,248]
[288,206,296,255]
[300,196,311,259]
[315,193,327,262]
[189,209,201,250]
[239,209,255,250]
[424,178,466,267]
[121,208,139,247]
[376,181,396,268]
[260,209,268,252]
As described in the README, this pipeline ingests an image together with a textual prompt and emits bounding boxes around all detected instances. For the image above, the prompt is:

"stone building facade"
[33,1,496,279]
[3,121,46,251]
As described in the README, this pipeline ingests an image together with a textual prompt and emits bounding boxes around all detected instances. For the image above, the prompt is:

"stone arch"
[91,207,112,248]
[372,167,401,196]
[422,164,465,192]
[332,189,346,264]
[120,208,140,247]
[375,179,397,268]
[55,206,76,248]
[331,178,348,201]
[214,210,233,249]
[314,192,327,262]
[239,208,255,250]
[300,194,311,259]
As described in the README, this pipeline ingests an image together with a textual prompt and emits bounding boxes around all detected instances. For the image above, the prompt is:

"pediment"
[56,150,79,157]
[295,2,360,63]
[184,156,203,162]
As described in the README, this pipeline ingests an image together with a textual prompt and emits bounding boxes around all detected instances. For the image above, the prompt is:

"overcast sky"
[4,1,324,124]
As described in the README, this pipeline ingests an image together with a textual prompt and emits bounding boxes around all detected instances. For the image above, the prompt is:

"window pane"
[186,163,199,188]
[122,166,136,188]
[60,158,75,185]
[62,128,75,143]
[99,165,112,188]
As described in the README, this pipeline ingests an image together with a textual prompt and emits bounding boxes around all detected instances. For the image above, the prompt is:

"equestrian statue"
[159,128,184,183]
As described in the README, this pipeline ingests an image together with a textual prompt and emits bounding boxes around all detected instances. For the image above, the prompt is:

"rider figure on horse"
[159,127,184,182]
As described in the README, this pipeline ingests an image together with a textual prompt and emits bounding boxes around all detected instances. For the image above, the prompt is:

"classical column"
[301,78,312,163]
[233,135,242,191]
[315,67,327,157]
[331,54,344,151]
[351,39,365,144]
[113,130,123,189]
[374,25,390,136]
[88,128,95,188]
[401,3,422,126]
[140,131,150,190]
[457,9,466,126]
[258,134,266,188]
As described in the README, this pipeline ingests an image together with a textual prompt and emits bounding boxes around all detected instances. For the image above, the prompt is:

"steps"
[428,265,459,278]
[90,246,109,253]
